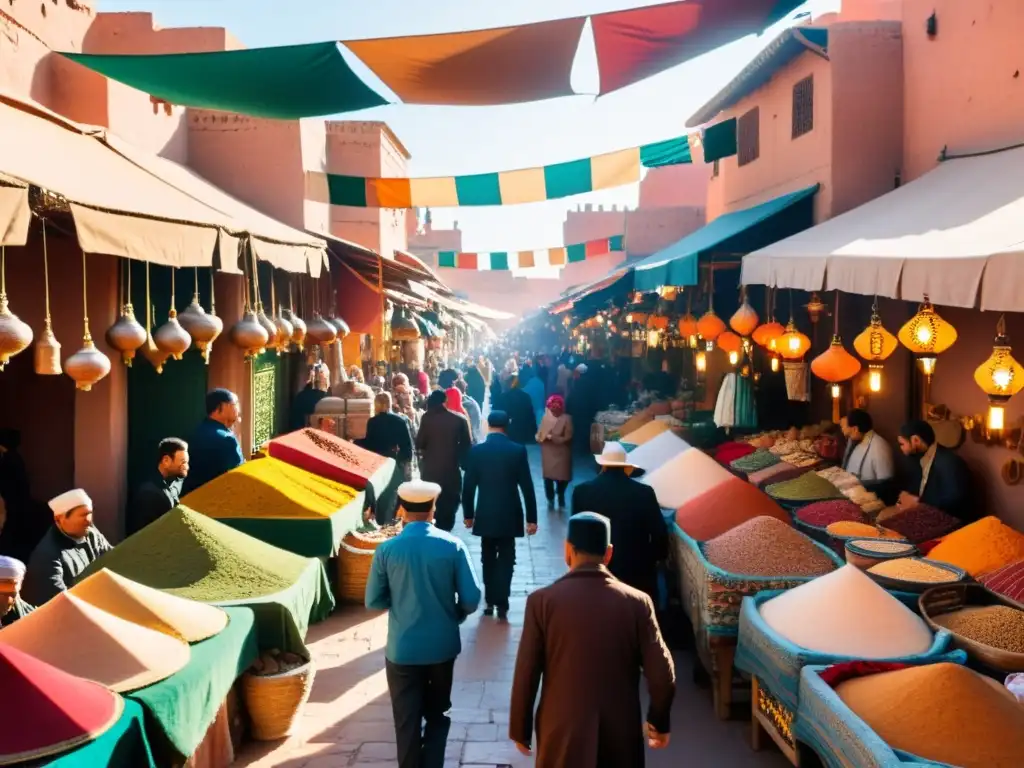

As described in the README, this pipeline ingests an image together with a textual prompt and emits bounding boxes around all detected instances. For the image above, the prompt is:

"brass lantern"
[898,295,957,376]
[778,319,812,360]
[973,315,1024,431]
[853,302,898,393]
[0,247,33,369]
[65,250,111,391]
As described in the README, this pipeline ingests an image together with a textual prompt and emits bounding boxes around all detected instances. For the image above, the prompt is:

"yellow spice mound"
[926,516,1024,578]
[181,456,357,520]
[826,521,904,539]
[836,663,1024,767]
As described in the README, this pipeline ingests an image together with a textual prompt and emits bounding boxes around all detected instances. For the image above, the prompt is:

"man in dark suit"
[415,390,472,532]
[896,419,973,523]
[570,442,668,602]
[462,411,538,621]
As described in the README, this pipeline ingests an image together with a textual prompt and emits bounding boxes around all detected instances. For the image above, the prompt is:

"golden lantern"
[770,355,780,373]
[805,292,828,323]
[695,350,707,372]
[696,309,726,343]
[898,295,957,377]
[176,268,222,363]
[34,221,61,375]
[154,269,192,362]
[229,309,270,360]
[753,321,785,349]
[973,315,1024,431]
[65,250,111,392]
[717,331,742,354]
[728,350,739,366]
[688,334,699,349]
[778,319,812,360]
[729,300,759,337]
[854,302,898,393]
[0,247,33,369]
[646,329,661,348]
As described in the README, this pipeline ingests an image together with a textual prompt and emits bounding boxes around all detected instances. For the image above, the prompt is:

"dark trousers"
[433,487,460,532]
[385,658,455,768]
[481,536,516,610]
[543,478,568,503]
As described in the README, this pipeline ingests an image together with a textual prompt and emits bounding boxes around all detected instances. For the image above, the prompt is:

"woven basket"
[241,660,316,741]
[920,583,1024,672]
[344,531,385,552]
[337,539,375,604]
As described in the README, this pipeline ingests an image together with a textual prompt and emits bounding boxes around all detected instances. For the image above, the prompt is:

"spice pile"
[730,449,780,473]
[620,419,669,446]
[748,462,801,488]
[796,500,866,527]
[931,605,1024,653]
[82,507,310,601]
[826,521,904,540]
[868,557,958,584]
[641,447,732,509]
[626,431,690,472]
[182,457,357,520]
[835,663,1024,767]
[876,504,961,543]
[266,428,390,491]
[249,649,307,677]
[926,516,1024,578]
[849,539,914,555]
[674,478,789,541]
[766,472,844,503]
[981,560,1024,604]
[713,441,756,465]
[760,565,933,657]
[703,516,837,577]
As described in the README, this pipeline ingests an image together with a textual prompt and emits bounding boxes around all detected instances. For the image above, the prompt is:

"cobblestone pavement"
[236,447,788,768]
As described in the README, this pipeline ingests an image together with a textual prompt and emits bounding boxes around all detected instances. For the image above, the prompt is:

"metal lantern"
[778,319,812,360]
[65,250,111,391]
[853,302,898,393]
[305,314,338,347]
[229,309,270,360]
[177,268,222,363]
[34,222,61,375]
[973,315,1024,431]
[0,247,32,369]
[899,295,957,376]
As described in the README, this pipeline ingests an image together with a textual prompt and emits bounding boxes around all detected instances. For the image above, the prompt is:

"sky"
[96,0,839,265]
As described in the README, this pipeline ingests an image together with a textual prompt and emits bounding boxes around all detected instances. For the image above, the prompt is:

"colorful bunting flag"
[306,135,697,209]
[436,234,624,270]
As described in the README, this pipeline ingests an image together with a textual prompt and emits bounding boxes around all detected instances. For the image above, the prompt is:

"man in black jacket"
[570,442,668,602]
[462,411,538,621]
[896,420,973,522]
[415,390,472,532]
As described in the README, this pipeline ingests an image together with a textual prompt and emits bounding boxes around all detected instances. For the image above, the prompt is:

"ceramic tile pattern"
[236,448,789,767]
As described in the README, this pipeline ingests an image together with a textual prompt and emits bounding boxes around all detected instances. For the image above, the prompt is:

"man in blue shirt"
[366,480,482,768]
[181,389,245,495]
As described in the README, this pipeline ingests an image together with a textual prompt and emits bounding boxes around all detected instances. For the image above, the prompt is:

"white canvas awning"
[742,145,1024,311]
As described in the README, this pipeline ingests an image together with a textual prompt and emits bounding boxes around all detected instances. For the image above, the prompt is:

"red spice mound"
[267,428,389,491]
[675,477,790,541]
[713,441,756,465]
[796,499,867,528]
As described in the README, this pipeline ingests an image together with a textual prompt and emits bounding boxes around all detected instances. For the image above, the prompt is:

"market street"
[236,447,788,768]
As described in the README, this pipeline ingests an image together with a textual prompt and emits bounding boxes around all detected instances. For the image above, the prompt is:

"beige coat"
[537,411,573,482]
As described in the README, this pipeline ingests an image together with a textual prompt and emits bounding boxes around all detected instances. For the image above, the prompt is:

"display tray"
[920,583,1024,672]
[865,557,966,594]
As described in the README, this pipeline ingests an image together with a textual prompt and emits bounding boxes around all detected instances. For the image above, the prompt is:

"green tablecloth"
[37,699,156,767]
[129,606,258,762]
[217,491,366,557]
[213,559,334,655]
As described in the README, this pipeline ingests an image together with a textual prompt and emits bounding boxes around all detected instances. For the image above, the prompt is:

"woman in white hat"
[22,489,112,606]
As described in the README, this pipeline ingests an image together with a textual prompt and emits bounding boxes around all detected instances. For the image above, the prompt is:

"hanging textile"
[733,374,758,429]
[343,18,586,105]
[591,0,805,95]
[437,234,624,270]
[62,42,386,120]
[783,361,811,402]
[702,117,738,163]
[714,372,738,428]
[306,134,697,209]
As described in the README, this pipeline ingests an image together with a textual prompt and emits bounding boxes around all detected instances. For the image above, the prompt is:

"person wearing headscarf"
[489,373,505,413]
[390,373,418,427]
[537,394,573,507]
[445,387,468,419]
[415,390,473,532]
[509,513,675,766]
[0,555,33,627]
[290,361,331,431]
[23,489,112,606]
[455,379,484,444]
[567,364,597,454]
[503,376,539,445]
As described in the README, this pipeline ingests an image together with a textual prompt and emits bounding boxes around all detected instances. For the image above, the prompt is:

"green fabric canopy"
[62,42,387,119]
[632,184,819,291]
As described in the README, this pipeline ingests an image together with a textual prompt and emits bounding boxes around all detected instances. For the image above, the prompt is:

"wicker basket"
[337,539,375,604]
[344,530,384,552]
[920,583,1024,672]
[241,660,316,741]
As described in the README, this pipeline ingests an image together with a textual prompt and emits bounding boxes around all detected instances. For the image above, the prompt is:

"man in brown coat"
[415,390,472,531]
[509,512,675,767]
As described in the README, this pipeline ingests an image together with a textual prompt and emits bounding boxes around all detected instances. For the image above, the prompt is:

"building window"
[712,159,720,178]
[792,76,814,139]
[737,107,760,166]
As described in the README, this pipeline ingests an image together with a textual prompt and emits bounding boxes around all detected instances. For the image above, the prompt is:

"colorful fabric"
[438,234,625,270]
[702,117,738,162]
[266,428,395,496]
[307,138,696,209]
[817,660,912,689]
[980,559,1024,604]
[62,42,386,119]
[43,699,156,768]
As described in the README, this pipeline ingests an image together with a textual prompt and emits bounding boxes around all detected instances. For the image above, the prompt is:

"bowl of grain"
[845,538,918,570]
[919,583,1024,671]
[866,557,965,593]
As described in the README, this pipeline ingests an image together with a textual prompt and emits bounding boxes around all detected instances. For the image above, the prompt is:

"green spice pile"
[766,472,845,502]
[730,449,780,473]
[83,506,311,602]
[703,516,837,577]
[932,605,1024,654]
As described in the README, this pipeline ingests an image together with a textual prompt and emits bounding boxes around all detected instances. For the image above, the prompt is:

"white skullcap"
[48,488,92,517]
[576,364,589,373]
[0,555,25,583]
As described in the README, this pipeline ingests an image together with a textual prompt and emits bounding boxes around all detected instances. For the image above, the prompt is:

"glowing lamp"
[729,301,759,337]
[778,320,811,360]
[854,310,899,362]
[918,356,937,377]
[973,318,1024,430]
[688,334,698,349]
[705,339,715,352]
[717,331,742,354]
[647,329,661,348]
[678,313,699,338]
[989,406,1006,431]
[696,310,726,343]
[770,356,780,373]
[868,365,883,393]
[898,296,957,356]
[805,293,827,323]
[695,351,707,372]
[831,383,841,399]
[753,321,785,349]
[811,336,862,383]
[728,350,739,366]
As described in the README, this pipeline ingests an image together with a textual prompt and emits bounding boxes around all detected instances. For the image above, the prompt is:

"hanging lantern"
[106,305,147,367]
[177,270,223,364]
[678,313,699,339]
[728,350,739,366]
[898,295,957,376]
[753,321,785,349]
[305,314,338,347]
[256,306,279,352]
[770,355,780,373]
[230,309,270,360]
[646,329,661,348]
[853,301,898,393]
[696,309,726,343]
[729,300,759,337]
[273,310,294,352]
[65,251,111,392]
[154,269,192,361]
[811,336,862,383]
[390,307,420,342]
[778,320,812,360]
[284,309,306,351]
[867,365,883,393]
[0,247,33,369]
[695,351,707,372]
[329,314,350,339]
[34,222,61,375]
[973,315,1024,431]
[717,331,742,354]
[805,292,827,323]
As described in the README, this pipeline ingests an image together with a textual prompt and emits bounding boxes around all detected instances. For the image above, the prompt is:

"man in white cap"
[22,489,112,606]
[366,480,482,768]
[0,555,33,627]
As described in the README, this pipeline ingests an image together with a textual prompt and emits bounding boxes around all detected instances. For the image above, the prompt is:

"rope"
[41,220,51,319]
[81,249,91,339]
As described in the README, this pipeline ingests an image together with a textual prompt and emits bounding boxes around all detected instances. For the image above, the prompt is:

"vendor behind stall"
[840,409,895,498]
[0,555,33,627]
[896,420,972,522]
[291,362,331,431]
